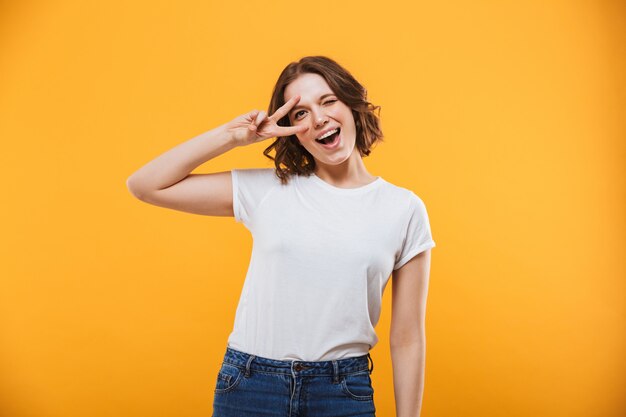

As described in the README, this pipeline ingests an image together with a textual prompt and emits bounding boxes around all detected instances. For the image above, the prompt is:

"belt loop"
[332,360,339,384]
[367,353,374,375]
[244,354,255,377]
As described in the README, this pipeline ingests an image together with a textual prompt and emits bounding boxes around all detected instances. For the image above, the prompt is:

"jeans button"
[294,363,303,371]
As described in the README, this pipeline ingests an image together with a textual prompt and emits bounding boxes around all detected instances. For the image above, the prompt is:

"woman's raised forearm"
[126,122,236,195]
[127,98,309,197]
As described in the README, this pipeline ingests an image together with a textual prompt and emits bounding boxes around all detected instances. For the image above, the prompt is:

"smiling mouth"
[315,128,340,145]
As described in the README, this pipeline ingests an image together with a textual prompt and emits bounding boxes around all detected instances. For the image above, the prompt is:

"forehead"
[284,73,333,101]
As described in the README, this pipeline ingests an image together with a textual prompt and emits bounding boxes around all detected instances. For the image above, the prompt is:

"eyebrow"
[290,93,336,115]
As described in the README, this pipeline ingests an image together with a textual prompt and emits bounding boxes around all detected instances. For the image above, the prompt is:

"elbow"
[126,176,146,200]
[390,330,426,349]
[390,338,424,349]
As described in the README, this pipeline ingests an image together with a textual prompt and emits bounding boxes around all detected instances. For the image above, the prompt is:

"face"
[284,73,358,168]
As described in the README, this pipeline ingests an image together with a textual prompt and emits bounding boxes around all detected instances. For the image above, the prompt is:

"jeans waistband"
[222,347,374,378]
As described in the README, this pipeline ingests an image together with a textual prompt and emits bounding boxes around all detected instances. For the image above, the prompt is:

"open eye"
[294,99,337,120]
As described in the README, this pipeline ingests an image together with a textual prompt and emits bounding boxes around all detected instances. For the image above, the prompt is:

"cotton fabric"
[226,168,435,362]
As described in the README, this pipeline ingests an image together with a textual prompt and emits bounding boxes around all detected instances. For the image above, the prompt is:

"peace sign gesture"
[225,95,310,147]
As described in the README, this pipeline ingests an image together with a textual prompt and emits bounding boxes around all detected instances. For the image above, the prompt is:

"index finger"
[270,95,301,121]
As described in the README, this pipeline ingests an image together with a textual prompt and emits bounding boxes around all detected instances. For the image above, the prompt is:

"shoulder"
[232,167,276,177]
[232,167,280,184]
[380,179,424,207]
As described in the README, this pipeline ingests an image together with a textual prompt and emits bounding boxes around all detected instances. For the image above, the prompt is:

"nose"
[312,108,329,128]
[314,114,328,128]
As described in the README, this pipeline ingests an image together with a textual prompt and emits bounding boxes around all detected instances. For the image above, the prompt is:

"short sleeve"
[231,168,279,227]
[393,193,436,270]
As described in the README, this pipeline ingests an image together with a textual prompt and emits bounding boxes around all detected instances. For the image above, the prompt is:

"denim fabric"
[211,346,376,417]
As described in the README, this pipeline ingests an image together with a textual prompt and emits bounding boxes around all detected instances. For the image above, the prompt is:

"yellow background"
[1,1,624,416]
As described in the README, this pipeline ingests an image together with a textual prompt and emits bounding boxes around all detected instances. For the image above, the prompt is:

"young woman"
[127,56,435,417]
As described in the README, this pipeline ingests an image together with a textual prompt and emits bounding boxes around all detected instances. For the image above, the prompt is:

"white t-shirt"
[226,168,436,361]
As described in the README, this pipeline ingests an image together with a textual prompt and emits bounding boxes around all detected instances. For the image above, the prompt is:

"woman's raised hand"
[225,95,310,147]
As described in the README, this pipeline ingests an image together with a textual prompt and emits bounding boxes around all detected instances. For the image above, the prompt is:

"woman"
[127,55,435,417]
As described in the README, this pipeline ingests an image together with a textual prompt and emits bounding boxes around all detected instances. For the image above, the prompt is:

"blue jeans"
[212,346,376,417]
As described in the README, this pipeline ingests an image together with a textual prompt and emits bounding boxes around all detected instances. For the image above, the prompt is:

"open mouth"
[315,128,340,146]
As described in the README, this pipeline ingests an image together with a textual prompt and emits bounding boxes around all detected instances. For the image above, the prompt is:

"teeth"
[317,128,338,140]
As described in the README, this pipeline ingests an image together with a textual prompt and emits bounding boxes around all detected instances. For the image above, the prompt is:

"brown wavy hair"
[262,56,384,185]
